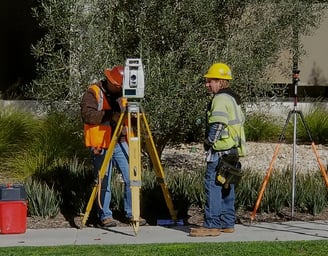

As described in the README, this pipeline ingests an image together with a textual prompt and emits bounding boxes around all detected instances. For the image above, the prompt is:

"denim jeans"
[204,157,236,229]
[92,141,132,221]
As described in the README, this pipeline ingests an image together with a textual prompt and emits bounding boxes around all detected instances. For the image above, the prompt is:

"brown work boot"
[101,217,117,227]
[221,228,235,233]
[189,227,221,237]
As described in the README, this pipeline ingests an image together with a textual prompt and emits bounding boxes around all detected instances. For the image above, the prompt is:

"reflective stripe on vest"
[84,84,112,148]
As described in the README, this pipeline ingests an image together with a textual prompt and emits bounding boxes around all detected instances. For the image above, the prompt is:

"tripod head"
[292,69,300,107]
[292,69,300,85]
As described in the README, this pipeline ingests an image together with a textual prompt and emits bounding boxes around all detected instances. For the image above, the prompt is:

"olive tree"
[29,0,327,154]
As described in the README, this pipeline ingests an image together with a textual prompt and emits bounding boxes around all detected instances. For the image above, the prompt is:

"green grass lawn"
[1,241,327,256]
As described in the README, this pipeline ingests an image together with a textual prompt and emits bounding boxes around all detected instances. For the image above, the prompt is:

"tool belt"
[215,153,243,188]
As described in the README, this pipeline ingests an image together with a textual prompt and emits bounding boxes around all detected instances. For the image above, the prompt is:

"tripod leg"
[298,111,328,187]
[250,143,281,221]
[129,130,141,234]
[141,113,178,222]
[311,143,328,187]
[81,112,125,227]
[278,110,293,142]
[250,111,293,221]
[127,110,142,235]
[81,184,99,227]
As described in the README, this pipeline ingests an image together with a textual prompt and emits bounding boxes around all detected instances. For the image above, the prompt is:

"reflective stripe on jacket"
[84,84,112,148]
[207,93,247,156]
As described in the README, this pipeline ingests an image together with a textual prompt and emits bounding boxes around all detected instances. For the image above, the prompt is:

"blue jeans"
[204,157,236,229]
[92,142,132,221]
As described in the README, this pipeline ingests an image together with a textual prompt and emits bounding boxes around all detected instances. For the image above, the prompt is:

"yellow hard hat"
[204,63,232,80]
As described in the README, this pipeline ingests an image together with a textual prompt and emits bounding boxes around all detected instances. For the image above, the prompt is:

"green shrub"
[236,168,328,216]
[2,105,328,221]
[32,157,94,217]
[0,106,40,177]
[167,169,205,218]
[235,168,263,211]
[23,162,328,221]
[296,104,328,144]
[25,178,61,218]
[244,112,282,142]
[11,112,88,179]
[244,104,328,144]
[295,172,328,215]
[113,167,328,221]
[259,170,291,214]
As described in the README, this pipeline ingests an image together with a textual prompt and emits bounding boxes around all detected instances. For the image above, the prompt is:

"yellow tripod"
[81,101,177,234]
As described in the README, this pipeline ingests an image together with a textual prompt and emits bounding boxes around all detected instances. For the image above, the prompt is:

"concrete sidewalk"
[1,221,328,247]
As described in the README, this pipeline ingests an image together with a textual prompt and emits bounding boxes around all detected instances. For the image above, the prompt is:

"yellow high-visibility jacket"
[207,93,247,156]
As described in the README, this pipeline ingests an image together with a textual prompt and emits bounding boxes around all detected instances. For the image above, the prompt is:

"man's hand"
[117,97,127,111]
[92,147,104,155]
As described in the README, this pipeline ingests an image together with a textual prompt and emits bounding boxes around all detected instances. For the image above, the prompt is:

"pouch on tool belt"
[216,154,243,187]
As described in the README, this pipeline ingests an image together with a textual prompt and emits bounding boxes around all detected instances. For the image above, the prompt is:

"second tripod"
[251,70,328,221]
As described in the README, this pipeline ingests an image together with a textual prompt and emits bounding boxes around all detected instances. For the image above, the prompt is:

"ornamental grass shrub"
[245,104,328,144]
[25,165,328,220]
[25,178,61,218]
[291,104,328,144]
[2,103,328,219]
[244,112,282,142]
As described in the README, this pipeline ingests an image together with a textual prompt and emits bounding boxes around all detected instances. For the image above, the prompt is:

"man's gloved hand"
[203,138,213,151]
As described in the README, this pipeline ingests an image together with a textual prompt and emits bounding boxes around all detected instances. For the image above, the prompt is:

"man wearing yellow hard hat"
[190,62,246,237]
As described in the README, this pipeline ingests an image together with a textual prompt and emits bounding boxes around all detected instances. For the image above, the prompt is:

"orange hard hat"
[104,65,124,87]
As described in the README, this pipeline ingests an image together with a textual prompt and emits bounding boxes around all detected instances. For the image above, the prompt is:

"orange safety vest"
[84,84,112,149]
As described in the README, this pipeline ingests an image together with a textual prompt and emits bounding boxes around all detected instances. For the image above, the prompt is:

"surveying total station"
[123,58,145,98]
[81,58,178,234]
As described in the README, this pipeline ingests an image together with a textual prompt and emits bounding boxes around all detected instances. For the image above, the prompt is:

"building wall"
[273,11,328,86]
[299,12,328,86]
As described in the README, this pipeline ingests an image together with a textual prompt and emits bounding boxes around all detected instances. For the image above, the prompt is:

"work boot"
[189,227,221,237]
[221,227,235,233]
[101,217,117,227]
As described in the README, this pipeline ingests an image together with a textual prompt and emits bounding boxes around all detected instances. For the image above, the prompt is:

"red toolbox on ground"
[0,184,27,234]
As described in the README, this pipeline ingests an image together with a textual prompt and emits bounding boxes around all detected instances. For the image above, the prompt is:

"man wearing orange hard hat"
[81,65,146,227]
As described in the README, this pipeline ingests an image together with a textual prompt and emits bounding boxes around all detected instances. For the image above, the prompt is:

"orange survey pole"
[250,143,282,221]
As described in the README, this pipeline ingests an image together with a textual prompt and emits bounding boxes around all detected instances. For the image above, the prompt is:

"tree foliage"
[29,0,327,152]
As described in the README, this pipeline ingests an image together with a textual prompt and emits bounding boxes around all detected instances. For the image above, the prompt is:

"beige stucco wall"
[270,11,328,86]
[299,12,328,86]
